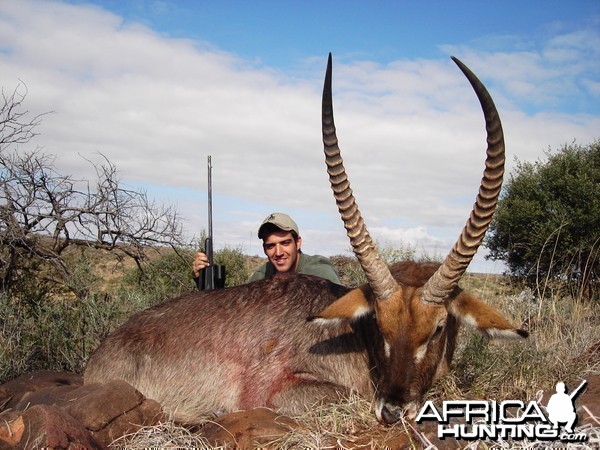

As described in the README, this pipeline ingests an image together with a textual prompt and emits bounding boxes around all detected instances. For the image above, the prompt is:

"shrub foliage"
[486,140,600,300]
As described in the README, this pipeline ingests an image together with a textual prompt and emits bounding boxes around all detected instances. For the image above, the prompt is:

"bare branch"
[0,83,50,152]
[1,147,186,296]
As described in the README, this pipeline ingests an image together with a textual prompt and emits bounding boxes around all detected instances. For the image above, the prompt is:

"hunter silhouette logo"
[546,380,586,434]
[416,379,589,443]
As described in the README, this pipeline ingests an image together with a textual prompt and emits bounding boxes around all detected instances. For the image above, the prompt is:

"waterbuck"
[84,54,528,425]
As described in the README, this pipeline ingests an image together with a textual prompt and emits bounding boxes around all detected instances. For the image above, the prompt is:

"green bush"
[214,246,250,287]
[0,292,125,382]
[118,247,197,303]
[486,140,600,299]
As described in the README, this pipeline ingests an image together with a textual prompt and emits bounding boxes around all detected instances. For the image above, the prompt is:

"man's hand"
[193,252,210,277]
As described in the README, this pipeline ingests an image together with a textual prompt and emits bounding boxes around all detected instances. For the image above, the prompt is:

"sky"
[0,0,599,273]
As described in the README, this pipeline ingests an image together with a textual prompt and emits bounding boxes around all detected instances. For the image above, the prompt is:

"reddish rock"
[0,373,163,449]
[89,398,163,447]
[65,381,163,447]
[200,408,300,449]
[0,371,82,411]
[0,404,101,450]
[64,380,146,431]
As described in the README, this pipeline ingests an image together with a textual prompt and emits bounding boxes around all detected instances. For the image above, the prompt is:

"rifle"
[569,379,587,400]
[198,156,226,290]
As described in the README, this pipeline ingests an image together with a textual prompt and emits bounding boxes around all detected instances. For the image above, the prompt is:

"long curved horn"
[322,53,398,300]
[421,56,505,304]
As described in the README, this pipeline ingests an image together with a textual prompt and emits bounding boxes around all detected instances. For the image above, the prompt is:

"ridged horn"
[421,56,505,304]
[322,53,398,300]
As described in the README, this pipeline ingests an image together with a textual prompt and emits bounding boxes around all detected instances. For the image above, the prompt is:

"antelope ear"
[449,291,529,339]
[308,286,373,325]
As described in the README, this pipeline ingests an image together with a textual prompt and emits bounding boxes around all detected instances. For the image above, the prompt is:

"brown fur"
[85,261,526,425]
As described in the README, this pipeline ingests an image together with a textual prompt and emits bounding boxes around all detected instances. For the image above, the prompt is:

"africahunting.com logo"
[416,380,589,443]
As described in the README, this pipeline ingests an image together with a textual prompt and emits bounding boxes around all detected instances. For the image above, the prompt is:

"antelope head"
[315,54,528,424]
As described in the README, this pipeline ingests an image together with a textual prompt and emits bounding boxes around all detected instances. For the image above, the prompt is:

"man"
[193,212,341,285]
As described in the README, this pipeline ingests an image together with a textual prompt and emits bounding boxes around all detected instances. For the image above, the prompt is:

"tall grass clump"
[0,248,191,383]
[332,241,441,287]
[119,244,250,303]
[0,292,124,381]
[0,244,252,383]
[435,271,599,411]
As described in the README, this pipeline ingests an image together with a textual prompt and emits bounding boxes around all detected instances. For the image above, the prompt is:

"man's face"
[262,231,302,273]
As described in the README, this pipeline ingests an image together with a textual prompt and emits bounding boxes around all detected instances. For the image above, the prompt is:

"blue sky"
[75,1,597,65]
[1,0,599,272]
[71,0,600,116]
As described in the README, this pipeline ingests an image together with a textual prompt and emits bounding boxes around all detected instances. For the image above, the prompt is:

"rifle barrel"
[199,155,225,291]
[569,379,587,400]
[207,155,213,262]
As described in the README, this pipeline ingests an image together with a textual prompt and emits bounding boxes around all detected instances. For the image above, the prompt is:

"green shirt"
[248,253,341,284]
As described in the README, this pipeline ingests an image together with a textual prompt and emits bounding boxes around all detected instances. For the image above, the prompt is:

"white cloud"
[0,0,598,274]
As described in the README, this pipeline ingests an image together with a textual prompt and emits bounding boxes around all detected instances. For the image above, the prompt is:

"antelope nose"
[380,403,403,424]
[378,400,419,424]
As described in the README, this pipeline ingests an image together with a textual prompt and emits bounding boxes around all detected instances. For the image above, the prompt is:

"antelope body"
[85,55,528,424]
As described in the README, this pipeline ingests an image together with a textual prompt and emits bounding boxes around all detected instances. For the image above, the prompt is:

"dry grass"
[458,272,599,399]
[108,421,220,449]
[110,272,600,449]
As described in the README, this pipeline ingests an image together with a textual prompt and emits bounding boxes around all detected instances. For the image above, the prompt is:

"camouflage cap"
[258,213,299,239]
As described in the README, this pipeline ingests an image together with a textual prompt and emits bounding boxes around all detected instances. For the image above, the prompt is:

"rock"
[91,398,164,447]
[65,381,163,447]
[64,380,146,431]
[0,373,163,449]
[0,404,101,450]
[0,371,82,411]
[200,407,300,449]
